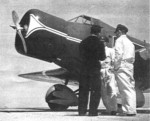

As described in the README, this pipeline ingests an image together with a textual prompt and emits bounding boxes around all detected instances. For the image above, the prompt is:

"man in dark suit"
[78,25,106,116]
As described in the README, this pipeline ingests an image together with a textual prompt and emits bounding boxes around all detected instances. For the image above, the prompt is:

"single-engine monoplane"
[11,9,150,111]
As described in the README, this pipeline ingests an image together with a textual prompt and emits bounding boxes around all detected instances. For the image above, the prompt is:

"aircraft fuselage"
[15,9,91,76]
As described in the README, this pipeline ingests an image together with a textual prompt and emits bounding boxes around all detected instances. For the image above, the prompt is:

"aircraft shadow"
[0,108,149,114]
[0,107,77,113]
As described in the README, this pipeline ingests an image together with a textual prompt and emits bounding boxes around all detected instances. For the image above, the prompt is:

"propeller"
[11,10,27,53]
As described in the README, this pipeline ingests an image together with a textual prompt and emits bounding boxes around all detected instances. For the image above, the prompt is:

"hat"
[114,24,128,33]
[100,35,109,42]
[91,25,103,34]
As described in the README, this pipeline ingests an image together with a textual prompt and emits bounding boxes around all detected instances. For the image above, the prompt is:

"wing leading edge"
[19,68,79,86]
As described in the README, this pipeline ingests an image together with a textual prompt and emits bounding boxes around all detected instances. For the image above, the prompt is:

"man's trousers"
[78,67,101,115]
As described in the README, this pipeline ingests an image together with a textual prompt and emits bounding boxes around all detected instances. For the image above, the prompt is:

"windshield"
[68,15,92,25]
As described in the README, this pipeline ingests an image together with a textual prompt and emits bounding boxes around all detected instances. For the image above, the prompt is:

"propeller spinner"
[11,10,27,53]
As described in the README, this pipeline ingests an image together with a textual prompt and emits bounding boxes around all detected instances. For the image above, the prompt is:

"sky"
[0,0,149,46]
[50,0,149,43]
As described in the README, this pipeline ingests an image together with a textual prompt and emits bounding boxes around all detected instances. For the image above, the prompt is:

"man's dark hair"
[91,25,102,34]
[114,24,128,34]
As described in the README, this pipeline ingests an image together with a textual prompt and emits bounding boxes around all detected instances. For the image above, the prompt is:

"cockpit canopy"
[68,15,93,25]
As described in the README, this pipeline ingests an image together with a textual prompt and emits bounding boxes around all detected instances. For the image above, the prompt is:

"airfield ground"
[0,71,149,121]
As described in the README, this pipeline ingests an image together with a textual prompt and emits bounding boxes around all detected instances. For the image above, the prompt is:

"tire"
[136,87,145,108]
[45,84,69,111]
[48,103,69,111]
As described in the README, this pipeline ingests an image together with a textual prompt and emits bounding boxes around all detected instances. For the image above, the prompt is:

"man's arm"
[114,39,124,70]
[79,38,88,60]
[98,41,106,61]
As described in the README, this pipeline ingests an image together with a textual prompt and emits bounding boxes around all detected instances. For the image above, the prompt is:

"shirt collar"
[120,34,127,37]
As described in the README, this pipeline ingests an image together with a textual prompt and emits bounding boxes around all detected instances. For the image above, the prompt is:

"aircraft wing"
[19,68,79,86]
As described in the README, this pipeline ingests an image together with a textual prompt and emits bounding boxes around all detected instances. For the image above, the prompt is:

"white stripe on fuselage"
[25,14,81,43]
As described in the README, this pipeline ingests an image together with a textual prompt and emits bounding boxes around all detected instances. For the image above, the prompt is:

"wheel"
[48,103,68,111]
[45,84,77,111]
[136,87,145,108]
[46,90,69,111]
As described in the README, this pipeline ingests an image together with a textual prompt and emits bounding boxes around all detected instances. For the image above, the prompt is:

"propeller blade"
[12,10,19,26]
[10,25,16,29]
[12,10,27,53]
[17,30,27,53]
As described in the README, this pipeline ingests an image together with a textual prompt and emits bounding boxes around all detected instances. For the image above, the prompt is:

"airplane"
[11,9,150,111]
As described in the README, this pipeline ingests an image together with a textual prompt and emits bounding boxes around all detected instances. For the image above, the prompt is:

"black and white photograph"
[0,0,149,121]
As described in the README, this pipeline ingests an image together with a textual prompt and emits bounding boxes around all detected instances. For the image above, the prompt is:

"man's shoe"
[89,113,98,116]
[79,110,87,116]
[111,111,117,115]
[79,112,87,116]
[116,113,136,116]
[100,111,109,115]
[79,113,86,116]
[101,111,117,115]
[126,114,136,116]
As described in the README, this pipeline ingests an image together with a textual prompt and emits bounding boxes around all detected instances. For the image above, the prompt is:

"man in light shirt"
[100,36,118,115]
[114,24,136,116]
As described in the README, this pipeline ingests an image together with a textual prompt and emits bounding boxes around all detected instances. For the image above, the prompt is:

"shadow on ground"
[0,108,149,114]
